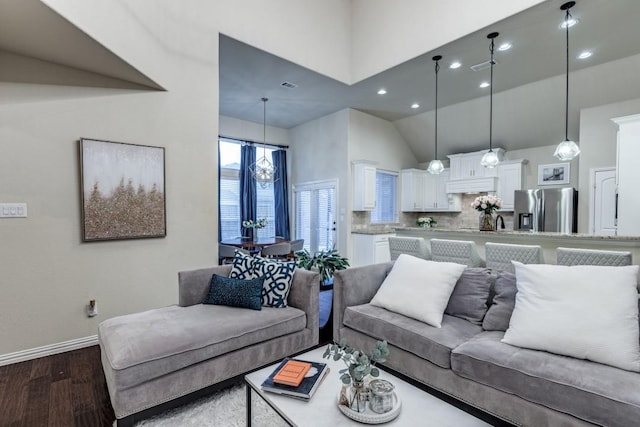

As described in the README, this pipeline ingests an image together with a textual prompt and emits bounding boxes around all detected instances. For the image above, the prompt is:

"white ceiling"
[219,0,640,159]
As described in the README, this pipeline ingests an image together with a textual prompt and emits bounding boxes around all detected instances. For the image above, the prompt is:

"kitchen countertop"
[351,227,398,235]
[396,227,640,242]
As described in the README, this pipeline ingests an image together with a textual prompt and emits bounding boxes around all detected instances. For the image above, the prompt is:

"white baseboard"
[0,335,99,367]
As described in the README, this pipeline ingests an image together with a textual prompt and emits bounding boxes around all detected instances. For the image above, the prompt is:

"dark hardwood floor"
[0,346,114,427]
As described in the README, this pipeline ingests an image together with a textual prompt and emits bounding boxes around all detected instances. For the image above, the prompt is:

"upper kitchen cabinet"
[613,114,640,235]
[497,159,527,211]
[401,168,461,212]
[353,161,377,211]
[400,169,427,211]
[448,149,505,180]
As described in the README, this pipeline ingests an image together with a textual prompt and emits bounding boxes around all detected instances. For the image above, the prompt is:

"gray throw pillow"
[444,268,492,325]
[482,271,517,331]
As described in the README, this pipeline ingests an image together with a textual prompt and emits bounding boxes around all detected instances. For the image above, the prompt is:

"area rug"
[132,384,288,427]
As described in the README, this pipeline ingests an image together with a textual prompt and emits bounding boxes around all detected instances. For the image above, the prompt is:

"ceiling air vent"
[280,81,298,89]
[470,59,499,72]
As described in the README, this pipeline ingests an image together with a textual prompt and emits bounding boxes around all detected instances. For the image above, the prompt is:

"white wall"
[219,115,290,146]
[348,109,419,171]
[350,0,545,83]
[578,98,640,234]
[289,110,350,255]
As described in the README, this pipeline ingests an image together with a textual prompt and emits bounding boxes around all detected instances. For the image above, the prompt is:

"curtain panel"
[272,149,290,240]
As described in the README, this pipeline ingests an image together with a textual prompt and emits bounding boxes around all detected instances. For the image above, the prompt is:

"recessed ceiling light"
[578,51,592,59]
[498,42,512,51]
[449,61,462,69]
[411,103,420,109]
[479,82,490,88]
[377,88,387,95]
[560,17,579,28]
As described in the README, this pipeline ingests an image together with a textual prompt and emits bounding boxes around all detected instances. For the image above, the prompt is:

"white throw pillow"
[370,254,465,328]
[503,261,640,372]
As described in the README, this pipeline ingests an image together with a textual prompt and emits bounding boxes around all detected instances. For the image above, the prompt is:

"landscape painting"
[80,138,166,241]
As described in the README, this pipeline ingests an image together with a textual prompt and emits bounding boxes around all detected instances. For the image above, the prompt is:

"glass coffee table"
[244,347,492,426]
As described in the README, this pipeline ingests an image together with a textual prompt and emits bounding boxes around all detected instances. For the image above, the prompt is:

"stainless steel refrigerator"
[513,188,578,233]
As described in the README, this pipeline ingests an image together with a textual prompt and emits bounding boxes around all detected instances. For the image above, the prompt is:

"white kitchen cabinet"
[401,169,427,211]
[613,114,640,235]
[496,159,527,211]
[448,149,505,180]
[353,161,377,211]
[401,168,460,212]
[351,233,395,267]
[424,169,462,211]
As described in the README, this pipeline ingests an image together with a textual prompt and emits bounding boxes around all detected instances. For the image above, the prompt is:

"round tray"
[337,391,401,424]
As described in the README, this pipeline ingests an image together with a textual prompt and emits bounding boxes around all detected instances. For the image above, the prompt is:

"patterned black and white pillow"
[252,257,297,308]
[229,250,255,280]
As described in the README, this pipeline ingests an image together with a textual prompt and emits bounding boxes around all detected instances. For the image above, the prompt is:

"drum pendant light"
[427,55,445,175]
[481,32,500,169]
[553,1,581,161]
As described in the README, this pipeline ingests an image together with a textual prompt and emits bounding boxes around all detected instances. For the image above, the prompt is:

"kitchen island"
[395,227,640,268]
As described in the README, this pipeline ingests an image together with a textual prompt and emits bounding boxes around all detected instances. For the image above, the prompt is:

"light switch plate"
[0,203,27,218]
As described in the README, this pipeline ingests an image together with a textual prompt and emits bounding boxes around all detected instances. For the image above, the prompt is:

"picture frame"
[79,138,166,242]
[537,162,570,186]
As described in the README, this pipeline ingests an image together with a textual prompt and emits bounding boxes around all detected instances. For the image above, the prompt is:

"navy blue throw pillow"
[205,274,263,311]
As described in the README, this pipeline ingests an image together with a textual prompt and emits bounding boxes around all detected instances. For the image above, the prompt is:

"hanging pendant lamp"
[554,1,581,161]
[481,32,501,169]
[250,97,278,189]
[427,55,445,175]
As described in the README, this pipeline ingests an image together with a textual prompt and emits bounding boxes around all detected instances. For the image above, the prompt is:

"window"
[371,171,397,223]
[218,138,275,241]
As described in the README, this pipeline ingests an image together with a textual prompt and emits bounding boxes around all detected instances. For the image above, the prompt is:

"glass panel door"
[294,181,336,253]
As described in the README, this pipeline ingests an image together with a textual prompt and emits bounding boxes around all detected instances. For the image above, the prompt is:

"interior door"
[294,181,337,253]
[591,168,617,235]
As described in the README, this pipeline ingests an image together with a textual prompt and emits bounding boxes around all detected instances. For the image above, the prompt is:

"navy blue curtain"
[239,145,257,239]
[217,142,222,241]
[272,149,290,240]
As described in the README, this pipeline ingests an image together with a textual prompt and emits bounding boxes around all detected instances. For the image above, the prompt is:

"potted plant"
[296,247,349,287]
[416,216,437,228]
[323,339,389,412]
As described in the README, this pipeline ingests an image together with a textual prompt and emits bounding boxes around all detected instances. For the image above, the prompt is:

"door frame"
[588,166,616,235]
[292,178,339,253]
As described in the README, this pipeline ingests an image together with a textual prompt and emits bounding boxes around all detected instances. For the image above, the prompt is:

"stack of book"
[260,358,329,400]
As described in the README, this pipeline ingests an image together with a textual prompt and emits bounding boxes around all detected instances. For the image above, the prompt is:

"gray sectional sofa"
[99,264,319,426]
[333,262,640,427]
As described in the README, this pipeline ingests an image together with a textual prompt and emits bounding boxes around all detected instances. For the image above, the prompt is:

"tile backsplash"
[352,193,514,231]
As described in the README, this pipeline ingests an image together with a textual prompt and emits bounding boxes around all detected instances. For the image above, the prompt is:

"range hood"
[445,177,498,194]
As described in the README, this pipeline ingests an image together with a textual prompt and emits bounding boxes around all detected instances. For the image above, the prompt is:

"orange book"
[273,359,312,387]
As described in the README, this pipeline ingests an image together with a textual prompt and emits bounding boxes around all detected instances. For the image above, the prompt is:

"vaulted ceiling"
[219,0,640,159]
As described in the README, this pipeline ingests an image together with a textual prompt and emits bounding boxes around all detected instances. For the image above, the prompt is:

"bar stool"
[485,242,544,273]
[556,247,632,266]
[388,237,430,261]
[430,239,484,267]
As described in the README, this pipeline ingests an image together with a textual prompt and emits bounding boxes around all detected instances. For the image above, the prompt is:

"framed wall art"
[538,162,570,186]
[79,138,166,241]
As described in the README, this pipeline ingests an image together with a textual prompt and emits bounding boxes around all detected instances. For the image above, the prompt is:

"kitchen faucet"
[495,214,505,230]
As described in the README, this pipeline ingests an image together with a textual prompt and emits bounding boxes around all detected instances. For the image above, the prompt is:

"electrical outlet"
[87,300,98,317]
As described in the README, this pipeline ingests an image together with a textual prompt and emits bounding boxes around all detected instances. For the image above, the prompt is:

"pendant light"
[250,97,278,188]
[553,1,581,161]
[481,32,501,169]
[427,55,445,175]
